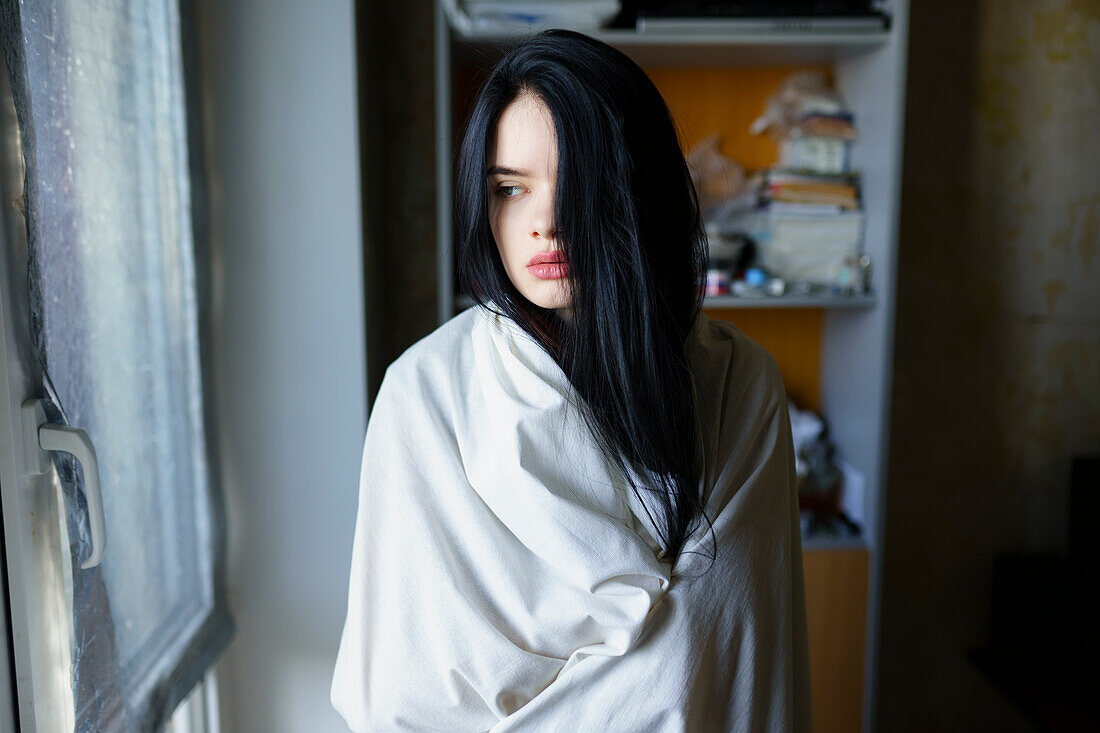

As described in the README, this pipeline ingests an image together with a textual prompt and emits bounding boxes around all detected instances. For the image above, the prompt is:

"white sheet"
[331,304,811,731]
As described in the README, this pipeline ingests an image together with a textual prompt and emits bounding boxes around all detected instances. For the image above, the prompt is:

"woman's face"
[487,94,572,319]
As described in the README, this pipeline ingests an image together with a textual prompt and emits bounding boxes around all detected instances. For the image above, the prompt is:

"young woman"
[331,29,811,732]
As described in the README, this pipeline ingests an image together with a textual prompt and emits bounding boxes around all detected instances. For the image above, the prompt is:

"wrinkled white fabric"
[331,305,811,732]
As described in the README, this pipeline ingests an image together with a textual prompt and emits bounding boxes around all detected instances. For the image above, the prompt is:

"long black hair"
[454,29,714,577]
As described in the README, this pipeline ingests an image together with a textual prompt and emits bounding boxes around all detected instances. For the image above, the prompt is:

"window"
[0,0,233,729]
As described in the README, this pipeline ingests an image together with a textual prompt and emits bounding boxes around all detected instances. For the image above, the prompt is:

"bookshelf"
[433,4,909,731]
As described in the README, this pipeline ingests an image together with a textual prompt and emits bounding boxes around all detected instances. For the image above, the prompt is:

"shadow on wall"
[880,0,1100,731]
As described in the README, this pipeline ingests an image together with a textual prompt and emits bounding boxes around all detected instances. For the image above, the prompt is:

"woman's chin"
[518,281,571,312]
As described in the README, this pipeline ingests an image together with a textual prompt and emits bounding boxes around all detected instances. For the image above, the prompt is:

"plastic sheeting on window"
[0,0,234,729]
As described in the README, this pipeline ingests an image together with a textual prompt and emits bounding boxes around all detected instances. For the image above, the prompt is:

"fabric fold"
[331,304,811,732]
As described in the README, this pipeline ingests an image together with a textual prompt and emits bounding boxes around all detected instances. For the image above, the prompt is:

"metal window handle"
[21,398,107,569]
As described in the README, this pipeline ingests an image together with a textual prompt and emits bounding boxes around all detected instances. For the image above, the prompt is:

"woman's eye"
[496,185,525,198]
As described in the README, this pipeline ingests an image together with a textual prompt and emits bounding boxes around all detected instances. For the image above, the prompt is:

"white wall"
[192,1,366,730]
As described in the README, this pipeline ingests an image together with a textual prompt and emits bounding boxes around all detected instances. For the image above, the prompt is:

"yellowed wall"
[879,1,1099,729]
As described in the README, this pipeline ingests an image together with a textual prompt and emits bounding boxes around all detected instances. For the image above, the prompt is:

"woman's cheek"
[498,219,519,268]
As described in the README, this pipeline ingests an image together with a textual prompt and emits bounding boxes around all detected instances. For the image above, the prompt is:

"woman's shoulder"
[687,310,786,400]
[379,305,487,394]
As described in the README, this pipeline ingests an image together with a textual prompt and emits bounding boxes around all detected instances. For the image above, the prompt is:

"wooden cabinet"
[804,548,871,733]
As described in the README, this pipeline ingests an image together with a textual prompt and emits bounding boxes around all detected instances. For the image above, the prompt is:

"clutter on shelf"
[685,133,749,220]
[635,1,891,34]
[751,69,858,174]
[691,70,874,301]
[788,398,863,540]
[440,0,622,34]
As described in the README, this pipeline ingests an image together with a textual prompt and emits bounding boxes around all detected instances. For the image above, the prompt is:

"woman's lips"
[527,250,568,280]
[527,250,566,266]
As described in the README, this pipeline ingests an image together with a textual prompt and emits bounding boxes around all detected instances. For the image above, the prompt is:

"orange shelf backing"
[704,308,822,414]
[645,65,833,172]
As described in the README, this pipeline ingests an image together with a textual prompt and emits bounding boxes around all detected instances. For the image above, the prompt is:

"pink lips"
[527,250,569,280]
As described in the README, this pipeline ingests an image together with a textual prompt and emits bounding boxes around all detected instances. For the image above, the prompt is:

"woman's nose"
[530,197,556,240]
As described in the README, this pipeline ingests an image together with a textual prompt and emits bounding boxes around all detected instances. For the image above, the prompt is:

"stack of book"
[715,72,871,294]
[753,169,865,289]
[764,169,860,208]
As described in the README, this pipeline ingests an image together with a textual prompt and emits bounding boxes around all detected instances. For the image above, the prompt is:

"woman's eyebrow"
[486,165,532,177]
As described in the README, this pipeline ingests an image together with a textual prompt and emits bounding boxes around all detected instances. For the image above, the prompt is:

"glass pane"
[0,0,233,729]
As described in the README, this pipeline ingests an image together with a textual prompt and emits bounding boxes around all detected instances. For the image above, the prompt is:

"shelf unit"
[704,293,877,309]
[458,292,878,310]
[433,5,909,730]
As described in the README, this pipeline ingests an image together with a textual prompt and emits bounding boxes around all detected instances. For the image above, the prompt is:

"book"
[769,210,865,246]
[762,168,861,208]
[779,136,852,174]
